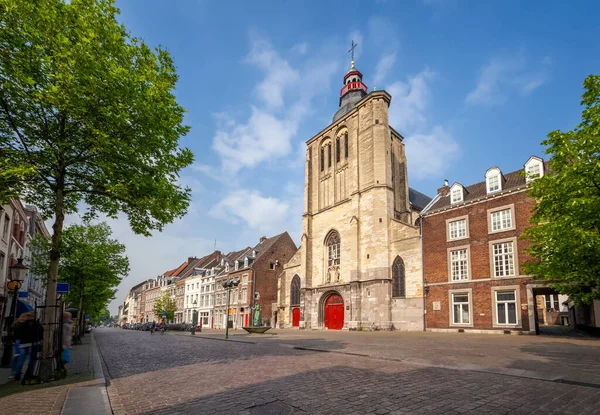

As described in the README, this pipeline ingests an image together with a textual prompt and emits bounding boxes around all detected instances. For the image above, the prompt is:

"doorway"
[324,293,344,330]
[292,307,300,327]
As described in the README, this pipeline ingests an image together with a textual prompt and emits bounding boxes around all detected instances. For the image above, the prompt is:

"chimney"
[260,236,267,243]
[437,179,450,197]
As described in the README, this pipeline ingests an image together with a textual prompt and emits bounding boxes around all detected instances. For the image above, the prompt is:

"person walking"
[62,312,73,367]
[11,311,43,381]
[150,321,156,335]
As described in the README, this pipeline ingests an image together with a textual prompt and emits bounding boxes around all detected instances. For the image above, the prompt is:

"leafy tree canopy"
[31,220,129,318]
[152,291,177,322]
[524,74,600,304]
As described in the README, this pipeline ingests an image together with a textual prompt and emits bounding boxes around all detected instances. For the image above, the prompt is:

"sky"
[92,0,600,314]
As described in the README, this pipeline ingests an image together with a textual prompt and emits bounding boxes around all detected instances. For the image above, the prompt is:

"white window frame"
[491,285,521,328]
[446,215,469,241]
[524,157,544,183]
[449,289,472,327]
[449,248,470,281]
[450,187,463,204]
[487,204,516,234]
[491,209,512,232]
[485,168,502,194]
[489,237,518,277]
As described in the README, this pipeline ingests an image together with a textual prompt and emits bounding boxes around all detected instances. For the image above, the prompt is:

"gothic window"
[336,138,340,163]
[320,147,325,171]
[392,256,406,298]
[325,231,341,283]
[327,144,332,168]
[344,133,348,158]
[291,275,301,306]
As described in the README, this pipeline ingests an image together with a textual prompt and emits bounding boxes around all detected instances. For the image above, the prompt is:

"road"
[95,328,600,415]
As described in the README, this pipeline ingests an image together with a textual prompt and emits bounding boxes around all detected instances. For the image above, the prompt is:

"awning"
[16,300,33,317]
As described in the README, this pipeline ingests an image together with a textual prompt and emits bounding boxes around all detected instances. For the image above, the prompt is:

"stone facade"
[422,159,546,334]
[277,65,430,331]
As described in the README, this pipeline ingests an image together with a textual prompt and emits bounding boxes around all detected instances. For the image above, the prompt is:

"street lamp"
[222,278,240,340]
[1,258,29,367]
[191,299,198,335]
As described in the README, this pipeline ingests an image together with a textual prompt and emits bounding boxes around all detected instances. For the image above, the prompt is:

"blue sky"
[104,0,600,313]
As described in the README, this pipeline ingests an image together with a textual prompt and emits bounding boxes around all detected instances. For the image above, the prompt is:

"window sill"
[489,227,516,235]
[449,279,471,283]
[449,323,473,328]
[492,323,521,329]
[447,236,469,243]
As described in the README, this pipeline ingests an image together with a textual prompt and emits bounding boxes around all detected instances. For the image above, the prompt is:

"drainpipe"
[420,214,426,332]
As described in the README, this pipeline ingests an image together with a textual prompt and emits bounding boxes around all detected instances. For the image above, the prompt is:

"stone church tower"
[276,56,431,331]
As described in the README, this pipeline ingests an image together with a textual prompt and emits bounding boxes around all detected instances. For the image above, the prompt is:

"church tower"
[277,46,431,331]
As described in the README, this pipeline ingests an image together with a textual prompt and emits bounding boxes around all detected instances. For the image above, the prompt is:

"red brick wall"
[423,190,536,331]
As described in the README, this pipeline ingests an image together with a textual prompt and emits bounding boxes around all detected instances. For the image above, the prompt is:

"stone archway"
[319,291,344,330]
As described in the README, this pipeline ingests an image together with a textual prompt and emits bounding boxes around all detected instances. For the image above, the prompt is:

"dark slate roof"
[425,167,528,214]
[408,188,432,211]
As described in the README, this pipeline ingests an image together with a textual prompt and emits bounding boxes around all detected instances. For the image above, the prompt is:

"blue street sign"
[57,282,70,293]
[162,312,167,318]
[18,291,29,298]
[85,314,90,320]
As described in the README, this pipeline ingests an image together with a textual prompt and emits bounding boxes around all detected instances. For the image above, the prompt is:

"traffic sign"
[57,282,70,293]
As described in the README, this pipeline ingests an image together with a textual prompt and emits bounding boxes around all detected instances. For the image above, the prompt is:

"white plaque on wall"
[432,301,441,311]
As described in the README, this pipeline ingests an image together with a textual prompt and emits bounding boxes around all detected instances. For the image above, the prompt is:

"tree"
[524,74,600,304]
[153,291,177,322]
[0,0,192,379]
[31,221,129,337]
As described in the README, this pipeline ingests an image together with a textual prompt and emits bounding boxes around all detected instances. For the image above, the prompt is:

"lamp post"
[191,299,198,335]
[1,258,29,367]
[222,278,240,340]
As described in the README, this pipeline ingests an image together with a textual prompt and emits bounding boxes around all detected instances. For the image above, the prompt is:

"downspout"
[420,214,426,332]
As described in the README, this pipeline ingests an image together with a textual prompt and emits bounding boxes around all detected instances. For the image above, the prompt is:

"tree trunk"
[38,186,65,381]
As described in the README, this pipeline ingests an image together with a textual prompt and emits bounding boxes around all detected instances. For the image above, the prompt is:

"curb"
[168,330,257,344]
[61,332,112,415]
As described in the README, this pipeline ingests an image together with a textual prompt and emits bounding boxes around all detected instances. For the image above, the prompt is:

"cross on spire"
[348,40,358,65]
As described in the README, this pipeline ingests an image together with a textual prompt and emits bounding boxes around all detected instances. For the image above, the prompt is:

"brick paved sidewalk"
[0,332,97,414]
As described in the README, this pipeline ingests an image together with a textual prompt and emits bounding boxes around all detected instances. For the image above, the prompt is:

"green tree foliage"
[524,74,600,304]
[152,291,177,322]
[0,0,192,373]
[31,221,129,328]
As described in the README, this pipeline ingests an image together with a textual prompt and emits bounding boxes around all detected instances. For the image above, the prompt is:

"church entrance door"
[292,307,300,327]
[324,294,344,330]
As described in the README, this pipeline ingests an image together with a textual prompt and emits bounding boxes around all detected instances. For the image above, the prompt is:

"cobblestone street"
[95,329,600,415]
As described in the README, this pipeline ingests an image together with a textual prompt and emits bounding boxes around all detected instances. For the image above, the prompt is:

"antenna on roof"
[214,239,217,252]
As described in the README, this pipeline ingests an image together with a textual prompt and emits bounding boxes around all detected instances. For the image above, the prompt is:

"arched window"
[325,231,341,283]
[335,138,340,163]
[320,146,325,171]
[392,256,406,298]
[291,275,301,306]
[344,133,348,158]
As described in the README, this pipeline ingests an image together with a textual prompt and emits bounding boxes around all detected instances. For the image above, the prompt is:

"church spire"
[333,40,368,121]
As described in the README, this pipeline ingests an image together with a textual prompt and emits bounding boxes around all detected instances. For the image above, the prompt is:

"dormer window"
[485,168,502,194]
[244,257,249,267]
[235,261,239,271]
[524,156,544,183]
[225,263,229,272]
[450,183,464,204]
[252,250,257,258]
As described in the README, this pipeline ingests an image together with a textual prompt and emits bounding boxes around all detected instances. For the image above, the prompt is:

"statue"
[252,304,261,327]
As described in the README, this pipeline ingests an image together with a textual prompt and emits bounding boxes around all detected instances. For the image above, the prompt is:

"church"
[276,52,432,331]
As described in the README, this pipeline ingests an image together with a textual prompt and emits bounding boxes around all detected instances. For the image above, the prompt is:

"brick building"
[422,156,548,334]
[214,233,297,329]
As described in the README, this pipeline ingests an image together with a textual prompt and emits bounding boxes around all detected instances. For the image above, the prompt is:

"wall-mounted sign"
[432,301,441,311]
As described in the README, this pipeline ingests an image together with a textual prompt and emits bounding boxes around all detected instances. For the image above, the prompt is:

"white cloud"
[387,68,434,132]
[466,53,550,106]
[210,34,338,175]
[385,68,460,179]
[404,126,459,179]
[291,42,308,56]
[209,189,290,235]
[212,107,298,173]
[373,53,397,87]
[247,35,299,109]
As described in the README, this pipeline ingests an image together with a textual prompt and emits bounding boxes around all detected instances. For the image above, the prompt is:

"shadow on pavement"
[125,364,600,415]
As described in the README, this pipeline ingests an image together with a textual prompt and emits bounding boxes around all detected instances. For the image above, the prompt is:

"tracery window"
[392,256,406,298]
[291,275,301,306]
[325,231,341,283]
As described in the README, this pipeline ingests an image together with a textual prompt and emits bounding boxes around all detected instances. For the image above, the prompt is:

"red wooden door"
[245,313,249,327]
[292,307,300,327]
[324,294,344,330]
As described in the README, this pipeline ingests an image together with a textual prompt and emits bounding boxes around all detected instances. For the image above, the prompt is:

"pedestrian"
[11,311,43,381]
[150,320,156,335]
[62,312,73,367]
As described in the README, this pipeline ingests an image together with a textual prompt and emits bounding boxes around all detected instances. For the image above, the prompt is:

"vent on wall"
[458,329,465,333]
